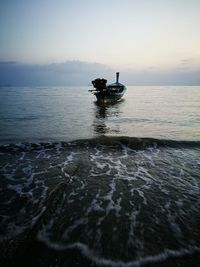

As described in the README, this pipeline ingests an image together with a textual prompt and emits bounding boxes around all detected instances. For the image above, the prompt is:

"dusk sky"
[0,0,200,85]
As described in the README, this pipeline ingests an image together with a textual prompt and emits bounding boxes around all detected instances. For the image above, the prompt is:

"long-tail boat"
[90,72,127,103]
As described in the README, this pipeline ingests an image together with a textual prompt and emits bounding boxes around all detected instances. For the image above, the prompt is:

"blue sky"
[0,0,200,84]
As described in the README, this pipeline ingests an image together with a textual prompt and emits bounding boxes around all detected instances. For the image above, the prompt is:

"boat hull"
[94,90,126,103]
[91,73,127,103]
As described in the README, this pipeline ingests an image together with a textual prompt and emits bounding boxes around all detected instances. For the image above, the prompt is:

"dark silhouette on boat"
[89,72,127,103]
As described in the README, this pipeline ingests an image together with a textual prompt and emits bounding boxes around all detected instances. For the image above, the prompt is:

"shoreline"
[1,237,200,267]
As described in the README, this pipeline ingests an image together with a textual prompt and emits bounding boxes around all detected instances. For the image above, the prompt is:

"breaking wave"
[1,136,200,266]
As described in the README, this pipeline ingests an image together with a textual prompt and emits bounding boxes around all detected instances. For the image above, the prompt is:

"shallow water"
[0,86,200,266]
[0,137,200,266]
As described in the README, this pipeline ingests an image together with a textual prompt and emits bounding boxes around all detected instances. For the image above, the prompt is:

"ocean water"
[0,86,200,267]
[0,86,200,143]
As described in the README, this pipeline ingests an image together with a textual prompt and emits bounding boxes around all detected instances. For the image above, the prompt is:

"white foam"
[7,184,22,194]
[31,206,47,227]
[136,190,147,205]
[167,213,183,238]
[96,162,108,170]
[55,142,62,154]
[19,151,26,160]
[63,218,88,239]
[37,233,200,267]
[79,180,86,190]
[86,195,104,215]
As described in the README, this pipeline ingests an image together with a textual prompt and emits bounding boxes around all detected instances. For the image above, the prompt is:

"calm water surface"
[0,86,200,143]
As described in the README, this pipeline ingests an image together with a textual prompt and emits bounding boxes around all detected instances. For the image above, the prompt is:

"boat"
[90,72,127,103]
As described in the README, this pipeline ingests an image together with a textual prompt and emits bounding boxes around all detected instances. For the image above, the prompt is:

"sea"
[0,86,200,267]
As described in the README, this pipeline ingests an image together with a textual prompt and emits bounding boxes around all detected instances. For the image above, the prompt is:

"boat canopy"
[107,81,126,93]
[107,82,125,88]
[107,72,125,89]
[91,72,126,91]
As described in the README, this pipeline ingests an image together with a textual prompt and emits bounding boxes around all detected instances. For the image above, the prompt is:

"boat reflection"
[92,100,124,135]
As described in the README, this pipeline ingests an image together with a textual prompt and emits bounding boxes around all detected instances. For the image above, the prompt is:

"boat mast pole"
[116,72,119,83]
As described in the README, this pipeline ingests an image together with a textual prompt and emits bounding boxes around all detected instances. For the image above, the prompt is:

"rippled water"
[0,86,200,143]
[0,86,200,266]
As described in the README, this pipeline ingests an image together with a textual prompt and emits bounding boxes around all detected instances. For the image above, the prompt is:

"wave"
[37,235,200,267]
[1,136,200,152]
[1,135,200,266]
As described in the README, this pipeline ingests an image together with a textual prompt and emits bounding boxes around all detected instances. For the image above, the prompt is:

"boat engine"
[92,78,107,91]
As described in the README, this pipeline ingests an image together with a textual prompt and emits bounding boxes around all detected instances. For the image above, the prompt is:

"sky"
[0,0,200,85]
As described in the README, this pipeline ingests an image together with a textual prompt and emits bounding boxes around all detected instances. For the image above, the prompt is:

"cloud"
[122,68,200,85]
[0,61,199,86]
[177,57,200,71]
[180,58,193,64]
[0,61,113,86]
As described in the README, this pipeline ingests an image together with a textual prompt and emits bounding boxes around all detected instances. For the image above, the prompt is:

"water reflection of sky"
[0,86,200,143]
[92,101,124,136]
